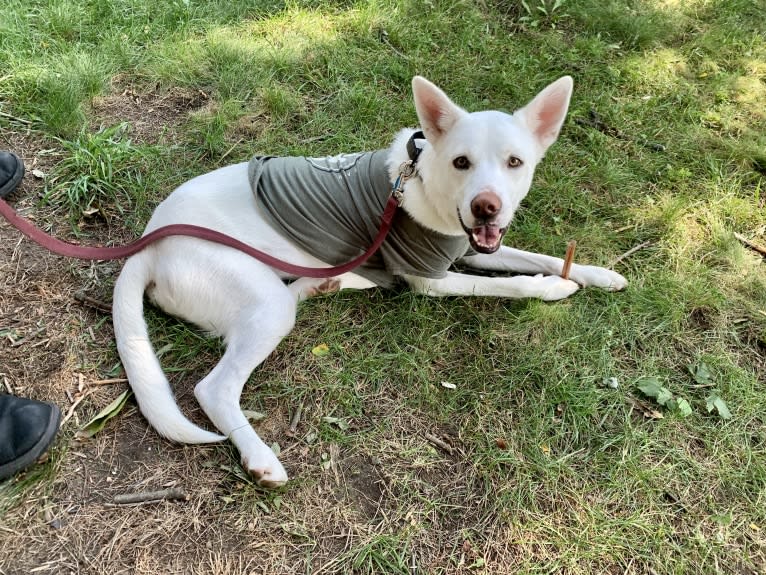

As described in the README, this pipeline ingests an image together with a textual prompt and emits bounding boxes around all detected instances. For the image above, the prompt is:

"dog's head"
[411,75,573,253]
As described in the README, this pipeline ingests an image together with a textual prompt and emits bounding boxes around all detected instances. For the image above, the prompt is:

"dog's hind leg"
[192,284,296,488]
[149,240,297,488]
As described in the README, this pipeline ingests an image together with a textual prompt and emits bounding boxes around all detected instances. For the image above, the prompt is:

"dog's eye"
[508,156,523,168]
[453,156,471,170]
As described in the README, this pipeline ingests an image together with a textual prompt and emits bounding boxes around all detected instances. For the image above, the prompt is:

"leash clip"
[399,160,416,179]
[392,160,415,202]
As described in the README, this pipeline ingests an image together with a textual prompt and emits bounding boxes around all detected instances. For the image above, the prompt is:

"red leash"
[0,195,399,279]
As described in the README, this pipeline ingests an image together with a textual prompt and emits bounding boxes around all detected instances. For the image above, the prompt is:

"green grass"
[1,0,765,572]
[42,123,158,227]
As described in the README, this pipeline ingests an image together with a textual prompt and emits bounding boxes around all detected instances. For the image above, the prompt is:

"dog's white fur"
[112,76,627,487]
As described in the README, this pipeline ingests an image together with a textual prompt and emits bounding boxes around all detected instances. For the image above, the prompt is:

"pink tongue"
[473,225,501,246]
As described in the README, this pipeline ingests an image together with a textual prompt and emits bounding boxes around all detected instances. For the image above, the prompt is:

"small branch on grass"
[60,390,93,428]
[74,292,112,314]
[89,378,129,386]
[0,111,32,125]
[112,488,189,505]
[424,433,453,455]
[734,232,766,258]
[608,240,653,269]
[218,139,243,165]
[379,29,410,60]
[288,402,303,436]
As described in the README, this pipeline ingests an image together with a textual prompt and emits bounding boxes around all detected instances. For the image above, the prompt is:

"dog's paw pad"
[243,458,289,488]
[312,278,341,296]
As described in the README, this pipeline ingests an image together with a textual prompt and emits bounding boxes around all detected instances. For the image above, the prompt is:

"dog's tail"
[112,252,225,444]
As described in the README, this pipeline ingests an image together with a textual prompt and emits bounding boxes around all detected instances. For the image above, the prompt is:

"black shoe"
[0,395,61,481]
[0,151,25,199]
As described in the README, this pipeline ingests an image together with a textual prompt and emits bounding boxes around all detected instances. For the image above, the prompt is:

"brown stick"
[608,240,653,269]
[113,488,189,505]
[60,389,93,428]
[74,292,112,314]
[734,232,766,257]
[561,240,577,280]
[424,433,453,454]
[89,378,129,386]
[289,402,303,435]
[10,326,46,347]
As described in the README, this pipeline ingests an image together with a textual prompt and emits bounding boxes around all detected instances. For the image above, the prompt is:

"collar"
[406,130,426,163]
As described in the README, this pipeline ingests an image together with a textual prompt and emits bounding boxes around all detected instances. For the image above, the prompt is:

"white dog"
[112,76,627,487]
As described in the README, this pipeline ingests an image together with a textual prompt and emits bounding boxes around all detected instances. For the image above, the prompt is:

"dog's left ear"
[412,76,467,142]
[519,76,573,154]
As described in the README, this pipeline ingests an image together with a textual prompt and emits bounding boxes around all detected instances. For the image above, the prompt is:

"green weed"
[43,123,156,227]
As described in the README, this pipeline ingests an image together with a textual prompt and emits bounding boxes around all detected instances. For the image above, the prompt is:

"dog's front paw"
[536,274,580,301]
[570,265,628,291]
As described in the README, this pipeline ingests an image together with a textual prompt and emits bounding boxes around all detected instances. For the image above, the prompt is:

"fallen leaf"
[242,410,266,422]
[322,416,349,431]
[31,169,45,179]
[75,390,132,439]
[706,394,732,420]
[689,361,713,385]
[311,343,330,357]
[674,398,693,417]
[629,398,664,419]
[637,377,673,405]
[636,377,663,397]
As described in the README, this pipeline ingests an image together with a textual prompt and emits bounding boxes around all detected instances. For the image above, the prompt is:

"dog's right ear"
[518,76,574,155]
[412,76,466,142]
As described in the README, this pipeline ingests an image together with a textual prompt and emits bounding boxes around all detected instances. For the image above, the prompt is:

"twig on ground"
[734,232,766,257]
[11,326,46,347]
[2,376,12,394]
[609,240,653,269]
[289,402,303,435]
[74,292,112,314]
[424,432,453,454]
[112,488,189,505]
[89,378,129,386]
[60,390,93,428]
[561,240,577,280]
[379,29,410,60]
[0,110,32,125]
[218,138,243,164]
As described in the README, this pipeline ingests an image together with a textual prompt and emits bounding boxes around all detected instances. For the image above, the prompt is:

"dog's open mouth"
[458,210,506,253]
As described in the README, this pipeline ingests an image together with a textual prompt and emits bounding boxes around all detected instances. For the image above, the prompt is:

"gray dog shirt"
[248,151,470,288]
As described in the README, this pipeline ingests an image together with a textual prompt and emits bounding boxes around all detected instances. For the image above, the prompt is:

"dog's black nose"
[471,192,501,220]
